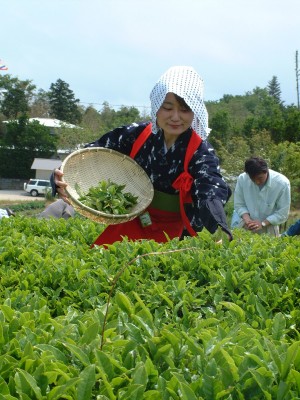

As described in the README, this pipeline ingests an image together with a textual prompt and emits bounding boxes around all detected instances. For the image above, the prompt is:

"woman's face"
[156,93,194,144]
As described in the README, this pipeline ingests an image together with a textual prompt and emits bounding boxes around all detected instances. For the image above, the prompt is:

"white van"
[24,179,51,197]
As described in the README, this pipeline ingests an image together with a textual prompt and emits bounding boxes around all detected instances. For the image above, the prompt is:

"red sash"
[92,124,202,246]
[172,129,202,236]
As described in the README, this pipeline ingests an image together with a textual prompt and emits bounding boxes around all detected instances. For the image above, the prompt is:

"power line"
[79,101,151,110]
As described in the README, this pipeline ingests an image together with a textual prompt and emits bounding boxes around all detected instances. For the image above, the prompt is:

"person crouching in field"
[231,156,290,237]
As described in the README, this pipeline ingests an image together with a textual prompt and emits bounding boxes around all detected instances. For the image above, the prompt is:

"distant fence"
[0,178,27,190]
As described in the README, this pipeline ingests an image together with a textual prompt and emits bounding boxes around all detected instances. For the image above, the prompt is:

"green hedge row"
[0,216,299,399]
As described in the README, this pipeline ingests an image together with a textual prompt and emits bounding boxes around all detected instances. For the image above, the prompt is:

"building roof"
[29,118,78,129]
[3,117,78,129]
[31,158,62,171]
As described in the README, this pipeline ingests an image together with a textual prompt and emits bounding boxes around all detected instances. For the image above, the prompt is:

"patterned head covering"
[150,66,210,139]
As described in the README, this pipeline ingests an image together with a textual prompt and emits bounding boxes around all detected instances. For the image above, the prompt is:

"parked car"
[24,179,51,197]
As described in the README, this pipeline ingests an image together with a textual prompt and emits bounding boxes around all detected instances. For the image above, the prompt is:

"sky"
[1,0,300,112]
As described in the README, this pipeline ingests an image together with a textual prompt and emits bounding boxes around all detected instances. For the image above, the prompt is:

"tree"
[0,115,57,178]
[48,79,82,124]
[56,125,87,153]
[1,87,29,118]
[57,103,144,152]
[113,105,141,126]
[249,129,275,160]
[267,76,282,104]
[0,74,36,118]
[282,105,300,142]
[81,106,102,133]
[270,141,300,206]
[242,88,285,143]
[218,136,250,177]
[97,102,141,135]
[30,89,51,117]
[209,110,232,146]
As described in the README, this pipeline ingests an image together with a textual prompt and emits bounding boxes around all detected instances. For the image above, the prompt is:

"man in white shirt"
[231,157,291,236]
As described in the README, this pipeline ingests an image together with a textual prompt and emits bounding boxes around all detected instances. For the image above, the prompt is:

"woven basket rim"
[60,147,154,222]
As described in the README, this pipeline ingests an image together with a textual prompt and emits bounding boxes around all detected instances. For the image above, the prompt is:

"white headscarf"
[150,66,210,139]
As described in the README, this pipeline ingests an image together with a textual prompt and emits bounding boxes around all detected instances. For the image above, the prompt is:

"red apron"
[92,124,202,246]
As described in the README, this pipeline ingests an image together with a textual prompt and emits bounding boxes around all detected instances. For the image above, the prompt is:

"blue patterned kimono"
[85,121,232,237]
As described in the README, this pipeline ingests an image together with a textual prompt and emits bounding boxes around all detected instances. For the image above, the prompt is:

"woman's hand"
[54,169,71,204]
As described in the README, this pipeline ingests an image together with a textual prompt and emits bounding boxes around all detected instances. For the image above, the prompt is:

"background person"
[281,219,300,237]
[53,66,233,245]
[232,156,290,237]
[0,208,15,219]
[37,199,75,220]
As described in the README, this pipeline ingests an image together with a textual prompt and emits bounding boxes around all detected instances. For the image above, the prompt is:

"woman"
[53,66,232,245]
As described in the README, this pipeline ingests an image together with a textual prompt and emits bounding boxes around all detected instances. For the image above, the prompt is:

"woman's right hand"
[54,169,71,204]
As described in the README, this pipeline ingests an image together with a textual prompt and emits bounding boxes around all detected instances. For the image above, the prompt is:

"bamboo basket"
[61,147,154,224]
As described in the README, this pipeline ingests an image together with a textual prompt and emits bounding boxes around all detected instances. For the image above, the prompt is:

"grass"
[0,199,48,217]
[2,197,300,233]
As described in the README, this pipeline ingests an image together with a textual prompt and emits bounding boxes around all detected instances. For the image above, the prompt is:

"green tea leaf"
[14,369,42,399]
[47,377,80,400]
[77,364,96,400]
[272,312,286,340]
[0,376,10,395]
[281,341,300,380]
[220,301,245,322]
[178,381,198,400]
[80,321,100,345]
[119,384,145,400]
[132,362,148,386]
[115,291,133,315]
[62,342,90,366]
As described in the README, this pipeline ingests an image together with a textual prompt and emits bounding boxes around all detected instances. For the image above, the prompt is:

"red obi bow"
[172,171,196,236]
[172,171,193,203]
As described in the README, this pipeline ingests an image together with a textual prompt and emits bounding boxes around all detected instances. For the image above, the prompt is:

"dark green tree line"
[1,72,300,206]
[0,116,57,179]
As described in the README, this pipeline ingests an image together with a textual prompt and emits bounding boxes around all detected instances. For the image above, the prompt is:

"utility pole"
[296,50,300,109]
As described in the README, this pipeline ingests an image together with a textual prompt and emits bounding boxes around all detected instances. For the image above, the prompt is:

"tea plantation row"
[0,216,299,399]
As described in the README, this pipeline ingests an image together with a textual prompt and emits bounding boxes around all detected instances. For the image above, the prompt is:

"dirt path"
[0,190,44,202]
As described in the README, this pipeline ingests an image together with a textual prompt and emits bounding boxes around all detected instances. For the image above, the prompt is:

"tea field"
[0,215,299,399]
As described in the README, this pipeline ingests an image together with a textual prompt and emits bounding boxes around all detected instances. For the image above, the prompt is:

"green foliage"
[2,200,46,212]
[241,88,285,143]
[30,89,51,118]
[0,217,300,398]
[270,141,300,206]
[55,125,86,152]
[215,136,250,176]
[249,129,276,158]
[56,103,144,151]
[77,180,138,215]
[267,75,282,104]
[48,79,82,124]
[208,110,232,146]
[1,87,29,118]
[207,90,300,209]
[97,102,142,135]
[283,106,300,142]
[0,115,57,179]
[2,72,300,207]
[0,74,36,119]
[82,106,102,130]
